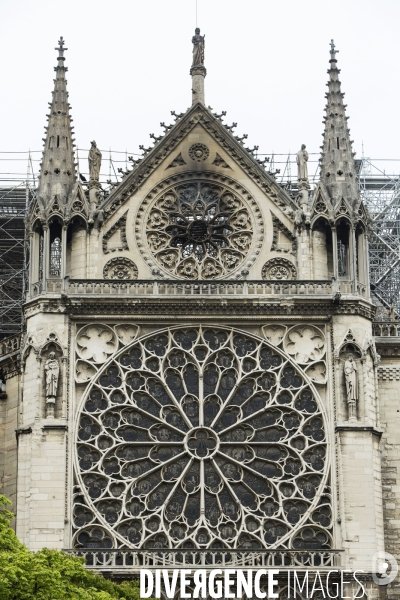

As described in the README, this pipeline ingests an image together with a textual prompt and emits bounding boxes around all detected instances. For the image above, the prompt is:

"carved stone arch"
[334,197,351,218]
[262,257,297,280]
[21,333,40,367]
[39,332,66,359]
[335,328,363,360]
[310,213,331,230]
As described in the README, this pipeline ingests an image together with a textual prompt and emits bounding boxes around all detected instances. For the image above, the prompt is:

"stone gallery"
[0,30,399,598]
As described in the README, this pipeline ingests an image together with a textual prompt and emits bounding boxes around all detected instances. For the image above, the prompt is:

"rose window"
[145,182,254,279]
[73,326,331,551]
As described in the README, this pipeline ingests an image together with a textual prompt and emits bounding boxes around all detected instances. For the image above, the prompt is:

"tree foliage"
[0,495,141,600]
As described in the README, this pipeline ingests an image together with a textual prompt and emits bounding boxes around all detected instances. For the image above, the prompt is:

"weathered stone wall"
[377,363,400,599]
[0,372,19,510]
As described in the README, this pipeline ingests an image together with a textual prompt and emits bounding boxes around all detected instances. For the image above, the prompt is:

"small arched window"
[50,237,61,276]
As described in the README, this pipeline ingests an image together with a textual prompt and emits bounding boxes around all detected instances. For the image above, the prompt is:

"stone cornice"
[23,295,376,321]
[335,424,383,438]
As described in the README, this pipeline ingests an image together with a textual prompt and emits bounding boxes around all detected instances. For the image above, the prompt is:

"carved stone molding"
[103,212,129,254]
[377,366,400,381]
[262,258,297,281]
[103,257,138,280]
[188,143,209,162]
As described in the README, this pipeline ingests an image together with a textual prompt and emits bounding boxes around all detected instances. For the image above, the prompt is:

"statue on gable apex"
[192,28,205,67]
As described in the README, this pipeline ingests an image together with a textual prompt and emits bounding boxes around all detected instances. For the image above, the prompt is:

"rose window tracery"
[144,182,254,279]
[73,326,331,551]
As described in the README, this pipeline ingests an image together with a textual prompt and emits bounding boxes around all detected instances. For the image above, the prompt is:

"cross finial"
[55,36,68,57]
[330,39,339,60]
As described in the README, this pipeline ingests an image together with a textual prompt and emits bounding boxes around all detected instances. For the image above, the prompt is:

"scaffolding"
[0,150,399,340]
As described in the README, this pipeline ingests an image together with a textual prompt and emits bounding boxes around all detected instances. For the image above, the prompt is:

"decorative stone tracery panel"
[73,325,331,551]
[138,176,262,280]
[103,257,138,280]
[262,258,297,281]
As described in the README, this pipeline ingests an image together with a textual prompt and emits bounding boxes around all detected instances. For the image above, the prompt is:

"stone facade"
[0,34,398,597]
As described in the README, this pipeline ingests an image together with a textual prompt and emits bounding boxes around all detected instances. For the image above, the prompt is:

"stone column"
[61,225,67,290]
[191,65,206,105]
[42,226,49,293]
[350,224,357,293]
[331,226,338,280]
[27,232,34,300]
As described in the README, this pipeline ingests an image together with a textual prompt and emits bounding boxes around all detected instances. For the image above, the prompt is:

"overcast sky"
[2,0,400,181]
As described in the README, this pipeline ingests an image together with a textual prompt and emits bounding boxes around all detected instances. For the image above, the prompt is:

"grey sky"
[2,0,400,179]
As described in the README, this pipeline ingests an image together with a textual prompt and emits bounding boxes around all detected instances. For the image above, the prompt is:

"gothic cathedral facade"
[0,32,399,597]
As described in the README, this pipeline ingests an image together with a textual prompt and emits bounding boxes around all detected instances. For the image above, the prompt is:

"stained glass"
[74,326,331,550]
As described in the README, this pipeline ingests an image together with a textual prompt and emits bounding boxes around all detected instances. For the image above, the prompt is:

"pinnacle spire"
[37,37,77,211]
[319,40,359,209]
[190,28,206,105]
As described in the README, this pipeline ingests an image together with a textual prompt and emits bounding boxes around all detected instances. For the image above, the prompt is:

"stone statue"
[88,141,102,181]
[44,352,59,417]
[344,354,358,421]
[297,144,309,181]
[192,28,205,67]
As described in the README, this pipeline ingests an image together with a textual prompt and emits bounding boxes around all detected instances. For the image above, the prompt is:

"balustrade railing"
[0,334,21,356]
[28,278,372,300]
[65,549,343,572]
[372,321,400,337]
[56,279,334,297]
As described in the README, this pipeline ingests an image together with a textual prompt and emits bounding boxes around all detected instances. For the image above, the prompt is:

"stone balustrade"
[28,278,372,299]
[64,548,343,572]
[30,279,336,298]
[0,334,21,357]
[372,321,400,337]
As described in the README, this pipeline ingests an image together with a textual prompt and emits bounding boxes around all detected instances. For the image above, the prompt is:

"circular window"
[74,327,331,550]
[144,181,255,279]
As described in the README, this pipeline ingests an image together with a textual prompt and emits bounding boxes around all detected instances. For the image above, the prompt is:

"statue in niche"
[44,352,60,418]
[192,28,205,67]
[344,354,358,422]
[88,141,102,181]
[296,144,309,181]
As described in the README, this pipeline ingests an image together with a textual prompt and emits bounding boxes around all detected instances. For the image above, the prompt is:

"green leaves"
[0,495,140,600]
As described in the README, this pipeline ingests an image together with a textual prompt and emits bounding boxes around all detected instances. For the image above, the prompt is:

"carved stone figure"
[192,28,205,67]
[296,144,309,181]
[88,141,102,181]
[44,352,59,417]
[344,354,358,421]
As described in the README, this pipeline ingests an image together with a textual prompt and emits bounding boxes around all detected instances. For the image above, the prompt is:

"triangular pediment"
[101,103,298,223]
[310,183,334,224]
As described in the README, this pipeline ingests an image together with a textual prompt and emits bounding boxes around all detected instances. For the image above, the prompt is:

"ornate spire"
[319,40,359,210]
[37,37,77,211]
[190,28,206,105]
